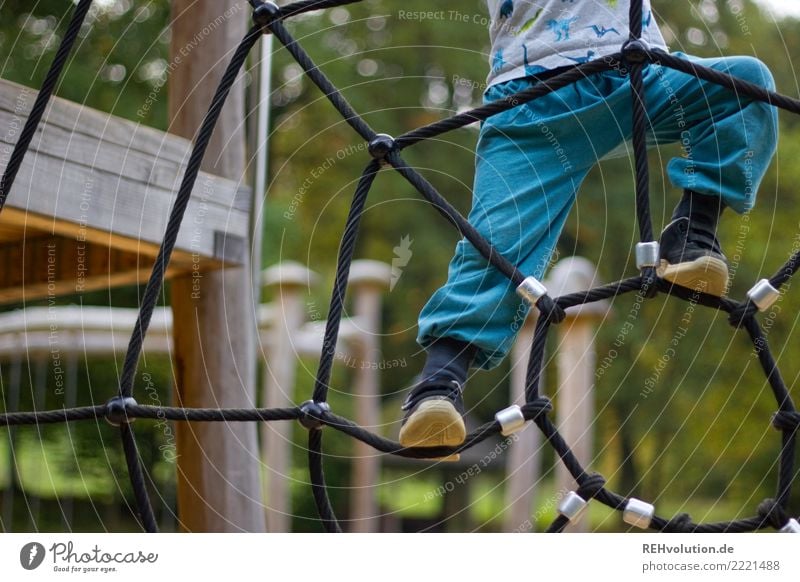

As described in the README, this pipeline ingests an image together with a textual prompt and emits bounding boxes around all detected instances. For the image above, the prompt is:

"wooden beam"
[0,77,250,267]
[0,232,190,305]
[0,306,172,357]
[169,0,265,532]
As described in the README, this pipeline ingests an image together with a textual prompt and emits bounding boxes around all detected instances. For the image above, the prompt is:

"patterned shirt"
[485,0,668,86]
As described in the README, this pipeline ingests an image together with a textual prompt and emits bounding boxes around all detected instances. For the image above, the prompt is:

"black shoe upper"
[659,217,727,266]
[661,191,728,265]
[401,378,464,420]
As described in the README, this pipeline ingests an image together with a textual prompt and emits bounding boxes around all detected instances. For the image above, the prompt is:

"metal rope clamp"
[558,491,588,522]
[516,276,548,307]
[747,279,780,311]
[780,518,800,533]
[635,241,660,269]
[105,396,138,427]
[299,400,331,430]
[621,38,652,65]
[623,497,655,529]
[252,1,280,32]
[495,405,526,437]
[368,133,396,165]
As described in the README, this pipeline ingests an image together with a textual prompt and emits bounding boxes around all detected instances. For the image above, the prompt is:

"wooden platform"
[0,78,251,304]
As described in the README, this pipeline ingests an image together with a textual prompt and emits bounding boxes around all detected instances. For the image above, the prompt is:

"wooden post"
[347,260,391,532]
[547,257,607,533]
[168,0,265,532]
[261,262,318,532]
[503,311,544,532]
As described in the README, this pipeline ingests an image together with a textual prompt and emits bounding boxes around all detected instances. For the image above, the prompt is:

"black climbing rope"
[0,0,94,212]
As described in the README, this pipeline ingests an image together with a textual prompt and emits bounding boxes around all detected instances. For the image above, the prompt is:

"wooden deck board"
[0,77,252,304]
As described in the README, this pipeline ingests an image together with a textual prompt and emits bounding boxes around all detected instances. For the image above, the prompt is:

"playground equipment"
[503,257,608,532]
[0,253,606,532]
[260,260,391,532]
[0,259,392,532]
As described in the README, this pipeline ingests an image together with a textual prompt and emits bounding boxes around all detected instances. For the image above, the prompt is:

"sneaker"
[657,216,729,296]
[399,378,466,460]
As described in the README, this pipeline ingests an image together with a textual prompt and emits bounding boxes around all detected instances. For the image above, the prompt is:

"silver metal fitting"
[516,276,547,307]
[635,241,660,269]
[558,491,588,521]
[495,405,526,437]
[780,518,800,533]
[747,279,780,312]
[623,498,655,529]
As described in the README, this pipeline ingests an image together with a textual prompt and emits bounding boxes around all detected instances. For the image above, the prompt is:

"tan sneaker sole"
[657,256,729,297]
[399,399,466,462]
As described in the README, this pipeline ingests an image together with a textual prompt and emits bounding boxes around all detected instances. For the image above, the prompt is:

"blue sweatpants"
[417,53,778,369]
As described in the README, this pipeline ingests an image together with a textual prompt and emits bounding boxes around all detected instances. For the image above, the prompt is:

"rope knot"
[576,473,606,501]
[771,410,800,434]
[521,397,553,421]
[758,498,788,530]
[536,295,566,324]
[664,513,695,533]
[728,300,759,328]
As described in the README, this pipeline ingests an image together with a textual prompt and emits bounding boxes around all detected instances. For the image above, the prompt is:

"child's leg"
[416,74,629,371]
[644,54,778,212]
[640,54,777,294]
[402,76,620,451]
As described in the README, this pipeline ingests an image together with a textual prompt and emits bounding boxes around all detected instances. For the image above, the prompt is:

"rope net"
[1,0,799,533]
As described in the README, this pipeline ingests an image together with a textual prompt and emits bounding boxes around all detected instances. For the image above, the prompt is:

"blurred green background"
[0,0,799,532]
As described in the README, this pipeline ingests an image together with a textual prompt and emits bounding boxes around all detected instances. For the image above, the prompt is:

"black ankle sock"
[421,337,475,386]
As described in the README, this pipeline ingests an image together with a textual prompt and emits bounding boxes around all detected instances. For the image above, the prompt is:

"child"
[399,0,778,450]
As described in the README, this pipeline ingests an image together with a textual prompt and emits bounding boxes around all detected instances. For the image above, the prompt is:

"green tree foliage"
[0,0,173,125]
